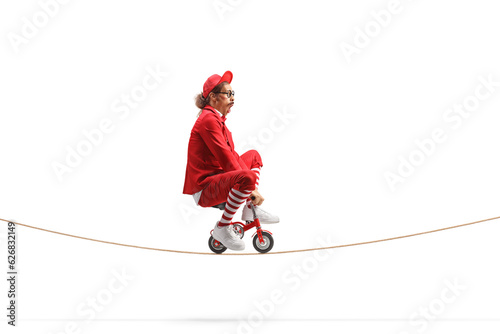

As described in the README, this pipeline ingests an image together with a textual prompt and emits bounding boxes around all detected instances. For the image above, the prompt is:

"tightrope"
[1,216,499,255]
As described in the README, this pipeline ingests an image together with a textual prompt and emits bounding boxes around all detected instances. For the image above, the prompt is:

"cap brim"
[218,71,233,85]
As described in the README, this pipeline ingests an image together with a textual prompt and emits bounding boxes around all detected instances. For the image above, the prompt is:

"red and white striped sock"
[218,188,252,226]
[251,167,261,189]
[245,167,261,206]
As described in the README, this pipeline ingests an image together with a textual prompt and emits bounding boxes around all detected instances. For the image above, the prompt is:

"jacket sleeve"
[199,115,243,172]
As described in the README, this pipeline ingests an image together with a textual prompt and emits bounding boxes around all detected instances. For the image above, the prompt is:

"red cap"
[202,71,233,98]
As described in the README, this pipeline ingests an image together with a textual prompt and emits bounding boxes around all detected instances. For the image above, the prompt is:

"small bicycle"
[208,200,274,254]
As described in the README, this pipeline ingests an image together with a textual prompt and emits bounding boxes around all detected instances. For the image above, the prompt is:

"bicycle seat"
[212,202,226,210]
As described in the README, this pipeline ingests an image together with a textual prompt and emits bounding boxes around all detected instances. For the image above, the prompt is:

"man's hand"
[250,190,264,206]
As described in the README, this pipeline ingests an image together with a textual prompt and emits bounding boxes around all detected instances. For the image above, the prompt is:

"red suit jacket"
[183,106,249,194]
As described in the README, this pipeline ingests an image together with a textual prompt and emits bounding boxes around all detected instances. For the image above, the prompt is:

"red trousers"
[198,150,262,208]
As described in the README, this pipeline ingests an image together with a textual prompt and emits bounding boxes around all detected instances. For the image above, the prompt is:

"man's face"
[211,84,234,116]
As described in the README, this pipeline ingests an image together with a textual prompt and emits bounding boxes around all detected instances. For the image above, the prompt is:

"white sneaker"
[241,203,280,224]
[212,222,245,251]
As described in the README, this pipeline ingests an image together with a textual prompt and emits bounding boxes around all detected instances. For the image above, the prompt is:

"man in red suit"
[183,71,279,250]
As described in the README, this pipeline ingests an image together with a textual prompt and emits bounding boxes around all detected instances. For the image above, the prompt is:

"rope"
[1,215,499,256]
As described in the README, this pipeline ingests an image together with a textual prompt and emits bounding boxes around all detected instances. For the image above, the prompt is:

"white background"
[1,0,500,333]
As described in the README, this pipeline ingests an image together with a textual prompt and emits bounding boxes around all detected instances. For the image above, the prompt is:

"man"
[183,70,279,251]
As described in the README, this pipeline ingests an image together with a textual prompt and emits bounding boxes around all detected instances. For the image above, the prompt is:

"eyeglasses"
[216,90,235,98]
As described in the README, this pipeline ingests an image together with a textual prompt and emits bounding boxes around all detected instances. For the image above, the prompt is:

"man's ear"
[209,92,216,102]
